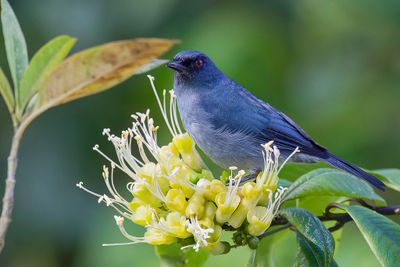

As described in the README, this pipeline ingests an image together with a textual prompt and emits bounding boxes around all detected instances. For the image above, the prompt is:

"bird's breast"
[177,94,263,170]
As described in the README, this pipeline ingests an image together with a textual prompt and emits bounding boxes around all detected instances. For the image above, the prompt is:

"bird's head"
[166,50,222,86]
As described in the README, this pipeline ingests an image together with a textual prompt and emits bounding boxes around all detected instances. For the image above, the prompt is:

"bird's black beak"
[166,60,188,73]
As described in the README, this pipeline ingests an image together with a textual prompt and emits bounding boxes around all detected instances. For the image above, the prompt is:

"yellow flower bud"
[228,198,256,229]
[257,184,276,206]
[206,241,230,255]
[186,192,206,218]
[208,224,222,243]
[128,198,146,212]
[170,182,195,199]
[131,205,154,226]
[157,176,171,195]
[173,133,205,171]
[205,225,227,255]
[166,188,187,213]
[199,201,217,228]
[203,180,227,201]
[137,162,158,182]
[131,183,162,208]
[241,182,261,201]
[144,228,177,245]
[215,191,241,224]
[247,206,272,236]
[161,212,191,239]
[173,133,195,153]
[159,142,179,158]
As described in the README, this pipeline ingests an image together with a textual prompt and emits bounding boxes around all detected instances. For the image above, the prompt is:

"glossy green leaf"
[278,178,292,188]
[279,208,335,267]
[294,234,338,267]
[155,244,208,267]
[1,0,28,92]
[0,67,14,113]
[296,196,339,215]
[337,204,400,267]
[283,168,385,205]
[373,168,400,192]
[256,229,296,266]
[32,38,176,118]
[280,162,332,182]
[18,35,76,115]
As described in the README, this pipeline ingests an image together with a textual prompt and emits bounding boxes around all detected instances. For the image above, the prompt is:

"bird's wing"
[210,83,328,157]
[252,94,328,157]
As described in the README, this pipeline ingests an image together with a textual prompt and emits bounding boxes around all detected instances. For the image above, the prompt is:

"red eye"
[195,58,204,68]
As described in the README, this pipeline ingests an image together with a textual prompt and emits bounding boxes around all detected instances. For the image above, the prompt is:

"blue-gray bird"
[166,50,385,190]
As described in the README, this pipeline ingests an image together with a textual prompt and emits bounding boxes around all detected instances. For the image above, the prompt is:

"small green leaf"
[283,168,385,205]
[155,244,208,267]
[0,67,14,114]
[337,204,400,267]
[1,0,28,92]
[32,38,177,118]
[18,35,76,115]
[373,169,400,192]
[279,208,335,267]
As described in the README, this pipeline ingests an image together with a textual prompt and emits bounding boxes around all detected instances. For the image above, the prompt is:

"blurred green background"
[0,0,399,266]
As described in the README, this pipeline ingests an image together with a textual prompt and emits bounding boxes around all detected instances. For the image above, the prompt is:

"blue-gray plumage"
[166,50,385,190]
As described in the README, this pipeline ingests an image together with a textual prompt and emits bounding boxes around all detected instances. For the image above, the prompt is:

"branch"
[258,202,400,239]
[0,120,29,252]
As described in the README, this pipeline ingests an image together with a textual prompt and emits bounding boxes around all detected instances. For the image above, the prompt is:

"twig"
[258,223,291,239]
[257,202,400,240]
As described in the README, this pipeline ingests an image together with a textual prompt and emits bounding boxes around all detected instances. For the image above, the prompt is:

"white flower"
[257,141,299,188]
[261,186,287,223]
[148,75,183,138]
[225,168,244,206]
[183,216,214,252]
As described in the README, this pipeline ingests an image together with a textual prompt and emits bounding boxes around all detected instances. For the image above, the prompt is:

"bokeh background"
[0,0,399,266]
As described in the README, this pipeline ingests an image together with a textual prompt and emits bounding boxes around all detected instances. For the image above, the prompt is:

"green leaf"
[279,208,335,267]
[294,196,339,215]
[0,67,14,113]
[155,244,208,267]
[278,178,292,188]
[18,35,76,115]
[337,204,400,267]
[294,234,339,267]
[1,0,28,92]
[373,168,400,192]
[293,234,338,267]
[32,38,177,118]
[256,229,296,267]
[283,168,385,205]
[280,162,332,182]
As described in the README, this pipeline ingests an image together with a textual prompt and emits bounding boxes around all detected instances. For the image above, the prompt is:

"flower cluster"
[77,76,298,254]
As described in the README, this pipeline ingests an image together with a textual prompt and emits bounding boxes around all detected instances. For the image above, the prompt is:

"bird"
[166,50,385,190]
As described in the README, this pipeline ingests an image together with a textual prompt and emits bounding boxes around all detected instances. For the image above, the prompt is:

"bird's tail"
[323,152,385,191]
